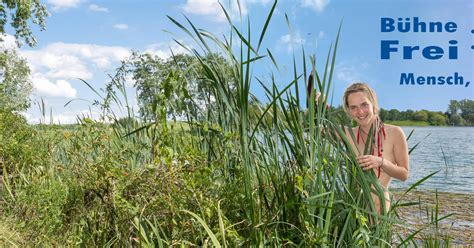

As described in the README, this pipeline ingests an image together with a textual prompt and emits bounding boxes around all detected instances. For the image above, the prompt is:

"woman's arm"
[356,126,409,181]
[383,126,409,181]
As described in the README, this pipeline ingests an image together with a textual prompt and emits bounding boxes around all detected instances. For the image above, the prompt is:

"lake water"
[390,127,474,193]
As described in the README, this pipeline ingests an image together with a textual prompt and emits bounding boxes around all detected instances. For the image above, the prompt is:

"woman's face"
[347,91,375,126]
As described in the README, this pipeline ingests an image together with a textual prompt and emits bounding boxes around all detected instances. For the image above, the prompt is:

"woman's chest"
[352,135,395,159]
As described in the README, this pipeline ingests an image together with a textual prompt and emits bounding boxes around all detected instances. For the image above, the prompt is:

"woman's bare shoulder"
[383,124,405,138]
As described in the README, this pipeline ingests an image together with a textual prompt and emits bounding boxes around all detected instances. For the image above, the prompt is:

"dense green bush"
[1,115,246,245]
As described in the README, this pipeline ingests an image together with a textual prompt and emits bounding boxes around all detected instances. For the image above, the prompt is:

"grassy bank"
[386,120,431,126]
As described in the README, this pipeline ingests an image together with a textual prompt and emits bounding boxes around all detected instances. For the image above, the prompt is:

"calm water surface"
[390,127,474,193]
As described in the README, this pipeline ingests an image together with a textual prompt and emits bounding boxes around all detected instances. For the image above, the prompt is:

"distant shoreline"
[387,120,474,127]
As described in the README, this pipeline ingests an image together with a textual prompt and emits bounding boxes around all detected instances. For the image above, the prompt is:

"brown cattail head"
[306,74,314,108]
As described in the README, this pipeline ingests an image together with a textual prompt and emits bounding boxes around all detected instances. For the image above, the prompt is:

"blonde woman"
[342,83,409,213]
[308,77,409,214]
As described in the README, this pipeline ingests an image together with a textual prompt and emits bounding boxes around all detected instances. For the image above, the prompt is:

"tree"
[379,108,388,121]
[447,100,459,116]
[0,1,48,112]
[413,110,429,122]
[0,48,32,111]
[463,113,474,125]
[113,52,234,122]
[1,0,48,47]
[403,109,414,121]
[449,114,464,126]
[428,112,447,126]
[458,99,474,119]
[388,109,400,121]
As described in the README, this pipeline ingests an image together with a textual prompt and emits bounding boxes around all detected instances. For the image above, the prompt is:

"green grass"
[0,219,22,247]
[386,120,431,126]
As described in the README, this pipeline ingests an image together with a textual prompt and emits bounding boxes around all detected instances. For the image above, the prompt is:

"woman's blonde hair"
[343,82,379,115]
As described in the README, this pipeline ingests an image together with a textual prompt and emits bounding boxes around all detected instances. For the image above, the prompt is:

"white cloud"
[124,75,135,87]
[276,32,306,53]
[19,42,131,98]
[48,113,80,124]
[336,61,369,85]
[144,41,190,59]
[89,4,108,12]
[19,111,32,121]
[279,33,305,44]
[113,24,129,30]
[47,0,83,10]
[32,74,77,98]
[0,34,17,50]
[311,31,325,48]
[26,109,103,124]
[44,53,91,79]
[52,110,101,124]
[182,0,247,22]
[318,31,325,39]
[247,0,271,5]
[301,0,330,12]
[21,42,130,74]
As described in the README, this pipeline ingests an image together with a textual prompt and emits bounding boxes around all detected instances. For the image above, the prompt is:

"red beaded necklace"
[357,118,386,178]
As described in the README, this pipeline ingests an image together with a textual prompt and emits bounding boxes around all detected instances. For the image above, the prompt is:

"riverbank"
[387,120,431,126]
[392,190,473,246]
[386,120,473,127]
[1,188,472,246]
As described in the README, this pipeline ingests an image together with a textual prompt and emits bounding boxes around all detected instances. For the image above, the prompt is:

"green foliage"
[380,106,472,126]
[448,114,464,126]
[458,99,474,123]
[0,110,46,177]
[0,49,32,111]
[0,110,56,244]
[386,120,430,126]
[413,110,429,122]
[447,100,459,115]
[0,0,48,47]
[399,109,414,121]
[379,108,388,121]
[428,112,447,126]
[112,116,138,129]
[446,99,474,125]
[388,108,400,121]
[463,113,474,124]
[112,52,234,122]
[15,173,71,238]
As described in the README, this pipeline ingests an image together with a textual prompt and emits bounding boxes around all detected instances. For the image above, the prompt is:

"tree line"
[379,99,474,126]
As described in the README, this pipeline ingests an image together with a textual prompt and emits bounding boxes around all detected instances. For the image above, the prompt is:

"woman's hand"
[357,155,383,171]
[315,92,323,102]
[311,92,330,109]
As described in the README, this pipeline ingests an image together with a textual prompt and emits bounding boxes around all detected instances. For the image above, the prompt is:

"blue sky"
[1,0,473,124]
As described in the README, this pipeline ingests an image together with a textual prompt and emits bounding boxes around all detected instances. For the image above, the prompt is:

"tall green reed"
[165,0,397,246]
